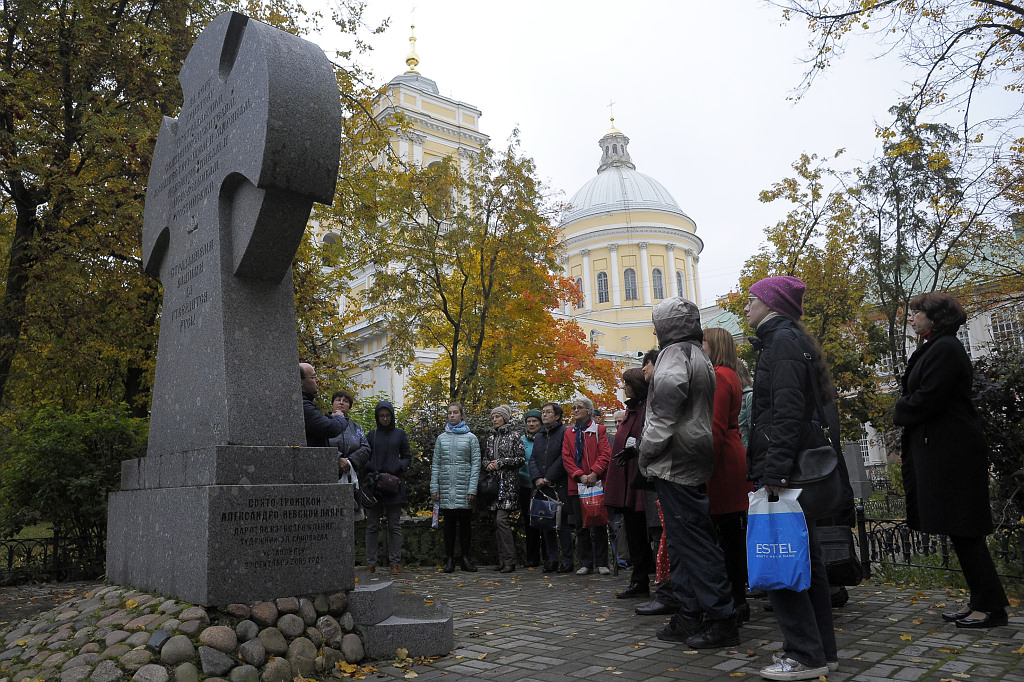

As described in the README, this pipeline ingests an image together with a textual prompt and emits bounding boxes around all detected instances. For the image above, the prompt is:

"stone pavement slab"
[383,567,1023,681]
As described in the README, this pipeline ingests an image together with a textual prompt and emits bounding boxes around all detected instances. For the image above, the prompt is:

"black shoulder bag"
[789,352,847,520]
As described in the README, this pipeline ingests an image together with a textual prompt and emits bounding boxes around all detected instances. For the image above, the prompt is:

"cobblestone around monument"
[0,585,399,682]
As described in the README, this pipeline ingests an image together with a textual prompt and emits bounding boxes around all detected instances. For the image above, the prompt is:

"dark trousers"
[766,520,836,668]
[712,510,748,606]
[569,495,608,568]
[442,508,473,559]
[951,534,1009,613]
[541,525,575,569]
[655,478,734,621]
[621,508,653,586]
[519,487,543,565]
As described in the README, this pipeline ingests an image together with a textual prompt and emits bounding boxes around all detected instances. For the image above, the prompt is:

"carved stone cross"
[142,12,341,457]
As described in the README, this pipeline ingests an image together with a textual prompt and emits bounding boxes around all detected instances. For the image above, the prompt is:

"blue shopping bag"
[746,488,811,592]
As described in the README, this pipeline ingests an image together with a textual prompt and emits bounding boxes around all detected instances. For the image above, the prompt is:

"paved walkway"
[382,566,1024,682]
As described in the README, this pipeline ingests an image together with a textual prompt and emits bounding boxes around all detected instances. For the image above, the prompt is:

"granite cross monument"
[107,11,350,605]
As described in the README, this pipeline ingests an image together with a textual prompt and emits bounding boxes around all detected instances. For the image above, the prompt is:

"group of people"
[301,274,1009,682]
[300,363,411,576]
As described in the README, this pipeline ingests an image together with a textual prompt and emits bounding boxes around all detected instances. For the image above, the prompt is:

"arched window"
[596,271,609,304]
[612,144,618,154]
[652,268,664,299]
[676,271,684,298]
[575,278,584,309]
[624,268,638,300]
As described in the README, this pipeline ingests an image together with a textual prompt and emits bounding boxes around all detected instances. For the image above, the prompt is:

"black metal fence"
[853,506,1024,583]
[0,530,105,586]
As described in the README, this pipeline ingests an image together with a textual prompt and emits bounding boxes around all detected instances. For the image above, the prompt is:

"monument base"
[107,447,353,606]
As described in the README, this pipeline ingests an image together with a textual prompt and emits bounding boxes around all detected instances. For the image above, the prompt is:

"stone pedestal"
[106,447,353,605]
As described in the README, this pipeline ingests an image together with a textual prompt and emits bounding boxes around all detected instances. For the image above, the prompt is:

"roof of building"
[561,124,693,226]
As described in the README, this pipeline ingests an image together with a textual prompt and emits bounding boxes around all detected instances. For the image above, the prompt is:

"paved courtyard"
[383,566,1024,682]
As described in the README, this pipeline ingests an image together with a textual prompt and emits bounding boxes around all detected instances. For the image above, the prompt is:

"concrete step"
[350,577,454,659]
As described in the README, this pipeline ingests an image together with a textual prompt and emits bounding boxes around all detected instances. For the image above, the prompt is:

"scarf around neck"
[445,420,470,434]
[573,418,592,466]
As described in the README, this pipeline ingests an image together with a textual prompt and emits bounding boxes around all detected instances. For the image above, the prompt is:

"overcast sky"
[310,0,983,306]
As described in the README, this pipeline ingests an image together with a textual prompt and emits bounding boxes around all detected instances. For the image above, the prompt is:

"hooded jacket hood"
[652,297,703,348]
[374,400,396,430]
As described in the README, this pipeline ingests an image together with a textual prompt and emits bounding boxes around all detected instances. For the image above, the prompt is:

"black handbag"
[477,473,499,504]
[529,488,562,530]
[818,524,863,586]
[790,353,849,520]
[375,472,401,494]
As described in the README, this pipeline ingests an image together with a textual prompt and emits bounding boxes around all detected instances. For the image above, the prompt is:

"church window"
[652,268,664,299]
[612,144,618,154]
[597,272,609,304]
[991,304,1024,349]
[676,270,684,297]
[575,278,584,309]
[604,146,610,156]
[624,268,638,300]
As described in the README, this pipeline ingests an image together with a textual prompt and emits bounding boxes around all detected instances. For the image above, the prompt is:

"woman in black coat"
[529,402,574,573]
[894,292,1008,628]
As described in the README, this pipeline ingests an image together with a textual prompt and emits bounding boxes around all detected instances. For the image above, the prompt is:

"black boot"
[685,617,740,649]
[443,557,455,573]
[461,556,478,572]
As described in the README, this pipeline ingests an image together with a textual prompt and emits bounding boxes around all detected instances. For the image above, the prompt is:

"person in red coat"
[606,368,654,598]
[562,396,612,574]
[703,328,754,623]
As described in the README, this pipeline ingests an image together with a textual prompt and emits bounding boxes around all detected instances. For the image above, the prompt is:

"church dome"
[561,125,691,225]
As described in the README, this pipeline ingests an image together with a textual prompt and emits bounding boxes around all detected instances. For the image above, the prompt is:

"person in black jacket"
[895,292,1008,629]
[300,363,344,450]
[364,401,411,576]
[529,402,574,572]
[745,276,837,681]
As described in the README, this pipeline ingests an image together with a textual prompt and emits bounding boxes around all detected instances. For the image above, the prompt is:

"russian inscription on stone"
[141,12,341,456]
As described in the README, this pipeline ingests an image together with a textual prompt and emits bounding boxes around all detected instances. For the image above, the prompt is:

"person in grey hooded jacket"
[638,296,738,650]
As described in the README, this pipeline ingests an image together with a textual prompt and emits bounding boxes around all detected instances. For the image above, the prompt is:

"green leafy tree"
[850,104,1002,368]
[730,152,890,438]
[0,405,147,542]
[973,343,1024,523]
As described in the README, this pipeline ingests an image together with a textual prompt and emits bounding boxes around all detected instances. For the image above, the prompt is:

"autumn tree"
[335,134,618,414]
[849,104,1005,367]
[0,0,384,414]
[777,0,1024,133]
[730,152,890,437]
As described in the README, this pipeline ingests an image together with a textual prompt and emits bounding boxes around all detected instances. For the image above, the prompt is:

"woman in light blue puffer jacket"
[431,402,481,573]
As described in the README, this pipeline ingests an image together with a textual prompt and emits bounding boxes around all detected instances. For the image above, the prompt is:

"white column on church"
[685,249,698,302]
[638,242,651,305]
[410,133,424,166]
[666,243,678,298]
[559,255,570,314]
[581,249,593,312]
[608,243,621,307]
[692,251,702,304]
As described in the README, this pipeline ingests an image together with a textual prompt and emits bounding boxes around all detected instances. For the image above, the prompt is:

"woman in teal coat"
[431,402,481,572]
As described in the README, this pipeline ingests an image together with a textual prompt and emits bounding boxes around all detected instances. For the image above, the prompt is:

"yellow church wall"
[421,100,457,120]
[560,211,696,235]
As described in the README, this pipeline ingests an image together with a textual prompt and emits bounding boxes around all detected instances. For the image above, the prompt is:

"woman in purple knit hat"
[745,275,842,681]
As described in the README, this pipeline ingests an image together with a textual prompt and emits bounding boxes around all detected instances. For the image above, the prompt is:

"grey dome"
[562,126,691,225]
[562,165,689,224]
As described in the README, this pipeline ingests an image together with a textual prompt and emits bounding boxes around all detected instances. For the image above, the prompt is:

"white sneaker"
[772,652,838,673]
[575,566,591,575]
[597,566,611,575]
[760,656,829,680]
